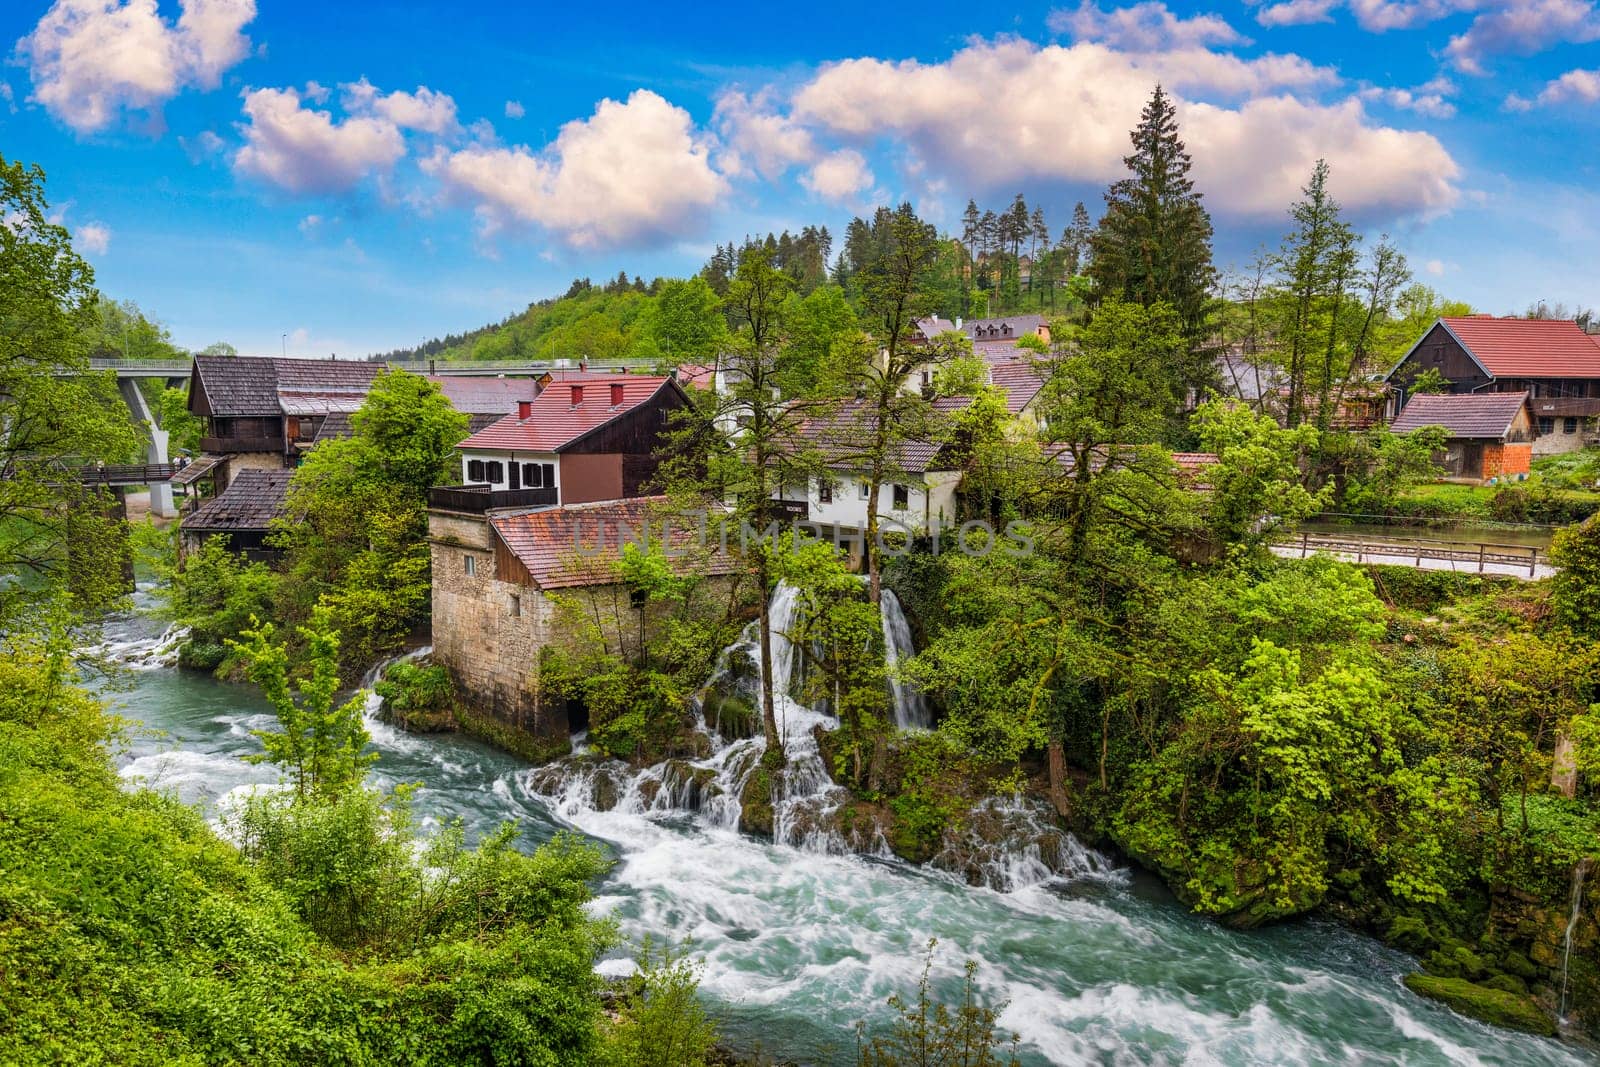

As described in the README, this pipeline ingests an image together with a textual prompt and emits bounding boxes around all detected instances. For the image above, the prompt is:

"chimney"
[571,384,584,406]
[610,382,624,407]
[517,400,532,420]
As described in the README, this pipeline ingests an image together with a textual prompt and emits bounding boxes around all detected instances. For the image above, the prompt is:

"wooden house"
[1388,391,1534,483]
[1385,316,1600,455]
[453,375,690,506]
[179,469,294,560]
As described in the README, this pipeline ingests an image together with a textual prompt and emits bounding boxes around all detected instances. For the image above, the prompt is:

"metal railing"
[1275,530,1549,576]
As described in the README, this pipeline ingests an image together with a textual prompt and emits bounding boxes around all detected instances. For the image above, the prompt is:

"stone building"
[428,493,738,740]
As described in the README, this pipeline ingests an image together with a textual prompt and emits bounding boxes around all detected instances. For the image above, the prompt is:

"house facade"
[1385,316,1600,455]
[774,398,968,538]
[178,469,294,560]
[1388,391,1535,483]
[454,375,689,505]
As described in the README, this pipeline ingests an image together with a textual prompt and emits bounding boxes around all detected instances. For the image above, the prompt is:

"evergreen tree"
[1087,86,1217,396]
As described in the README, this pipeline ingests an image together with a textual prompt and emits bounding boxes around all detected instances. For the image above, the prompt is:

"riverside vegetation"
[2,83,1598,1060]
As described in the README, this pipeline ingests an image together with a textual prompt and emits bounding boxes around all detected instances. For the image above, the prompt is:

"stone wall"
[218,451,285,491]
[429,510,568,738]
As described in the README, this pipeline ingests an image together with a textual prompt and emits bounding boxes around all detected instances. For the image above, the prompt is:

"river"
[97,586,1591,1066]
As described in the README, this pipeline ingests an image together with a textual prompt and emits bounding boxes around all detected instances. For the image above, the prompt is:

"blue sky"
[4,0,1598,356]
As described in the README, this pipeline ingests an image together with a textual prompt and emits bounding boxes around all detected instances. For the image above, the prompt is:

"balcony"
[428,484,558,513]
[201,435,283,454]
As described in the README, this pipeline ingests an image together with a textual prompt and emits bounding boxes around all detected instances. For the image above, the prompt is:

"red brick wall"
[1482,442,1532,480]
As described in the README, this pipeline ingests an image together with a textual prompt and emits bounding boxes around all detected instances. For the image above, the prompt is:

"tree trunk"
[1047,739,1070,819]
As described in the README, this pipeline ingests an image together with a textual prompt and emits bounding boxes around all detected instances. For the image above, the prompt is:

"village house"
[1388,391,1534,484]
[178,469,294,561]
[427,494,738,740]
[453,375,691,505]
[773,397,968,538]
[1385,316,1600,455]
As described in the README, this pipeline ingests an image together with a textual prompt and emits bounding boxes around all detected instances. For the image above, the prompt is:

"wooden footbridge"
[1272,530,1553,579]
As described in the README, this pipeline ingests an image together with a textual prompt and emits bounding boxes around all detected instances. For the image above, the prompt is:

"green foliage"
[856,940,1020,1067]
[1408,367,1451,394]
[373,661,458,731]
[1332,426,1448,513]
[598,938,719,1067]
[1193,399,1326,548]
[0,155,142,623]
[275,369,467,670]
[228,608,376,800]
[645,276,726,366]
[1550,513,1600,636]
[164,536,279,672]
[0,629,616,1066]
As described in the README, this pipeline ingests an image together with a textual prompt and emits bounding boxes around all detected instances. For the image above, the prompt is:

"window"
[521,462,554,488]
[484,460,504,483]
[509,593,521,618]
[1538,417,1555,436]
[1565,417,1579,435]
[467,459,485,482]
[892,484,909,510]
[920,369,932,390]
[817,478,833,504]
[858,480,871,500]
[463,554,477,577]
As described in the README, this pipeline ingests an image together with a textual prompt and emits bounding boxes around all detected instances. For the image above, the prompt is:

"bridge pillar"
[117,379,175,518]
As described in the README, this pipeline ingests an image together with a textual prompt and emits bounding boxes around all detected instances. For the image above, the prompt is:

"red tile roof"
[1440,316,1600,379]
[1389,390,1530,438]
[489,496,739,590]
[458,375,678,453]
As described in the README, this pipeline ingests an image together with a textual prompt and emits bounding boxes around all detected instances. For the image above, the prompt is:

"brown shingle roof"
[794,397,969,474]
[1389,391,1530,439]
[182,469,293,532]
[428,376,538,415]
[489,496,739,590]
[192,356,382,417]
[987,359,1045,415]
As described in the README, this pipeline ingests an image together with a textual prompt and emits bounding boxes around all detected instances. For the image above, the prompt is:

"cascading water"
[880,589,932,730]
[1558,858,1590,1022]
[83,581,188,670]
[97,586,1595,1065]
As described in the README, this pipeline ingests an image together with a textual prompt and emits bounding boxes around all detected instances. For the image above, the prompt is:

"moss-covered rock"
[703,692,758,740]
[738,767,775,837]
[455,708,572,765]
[1403,974,1555,1037]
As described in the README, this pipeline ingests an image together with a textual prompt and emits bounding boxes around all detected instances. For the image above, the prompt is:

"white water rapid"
[97,585,1591,1066]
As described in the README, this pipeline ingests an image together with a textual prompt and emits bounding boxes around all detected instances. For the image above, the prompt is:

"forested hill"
[366,200,1099,365]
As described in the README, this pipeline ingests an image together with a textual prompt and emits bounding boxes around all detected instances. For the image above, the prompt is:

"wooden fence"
[1274,530,1549,577]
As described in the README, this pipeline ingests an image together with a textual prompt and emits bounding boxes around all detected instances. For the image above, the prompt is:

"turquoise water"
[99,594,1593,1066]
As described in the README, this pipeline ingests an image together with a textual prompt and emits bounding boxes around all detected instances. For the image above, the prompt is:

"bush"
[599,938,718,1067]
[373,661,458,732]
[0,632,617,1065]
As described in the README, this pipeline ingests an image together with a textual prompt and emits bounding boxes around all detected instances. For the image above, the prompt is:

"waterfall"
[880,589,932,730]
[519,581,1110,887]
[1558,858,1590,1022]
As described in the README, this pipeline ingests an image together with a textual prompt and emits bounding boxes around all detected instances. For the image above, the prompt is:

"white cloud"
[1444,0,1600,73]
[1360,75,1458,117]
[801,149,874,202]
[77,221,111,254]
[784,37,1452,219]
[1425,258,1447,275]
[298,213,322,235]
[505,99,525,119]
[713,88,818,179]
[1051,0,1249,49]
[342,77,459,135]
[178,128,226,160]
[18,0,255,133]
[425,89,728,249]
[1256,0,1338,26]
[0,82,15,113]
[1535,67,1600,105]
[234,86,406,194]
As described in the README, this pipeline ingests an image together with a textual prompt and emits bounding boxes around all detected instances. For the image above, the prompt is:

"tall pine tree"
[1088,86,1217,399]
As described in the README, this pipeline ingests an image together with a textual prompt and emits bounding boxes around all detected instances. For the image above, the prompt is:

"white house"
[774,398,967,537]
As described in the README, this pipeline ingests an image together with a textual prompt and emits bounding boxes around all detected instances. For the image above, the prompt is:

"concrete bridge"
[1272,530,1554,579]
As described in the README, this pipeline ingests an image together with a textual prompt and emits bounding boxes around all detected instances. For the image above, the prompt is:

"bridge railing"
[1275,530,1548,576]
